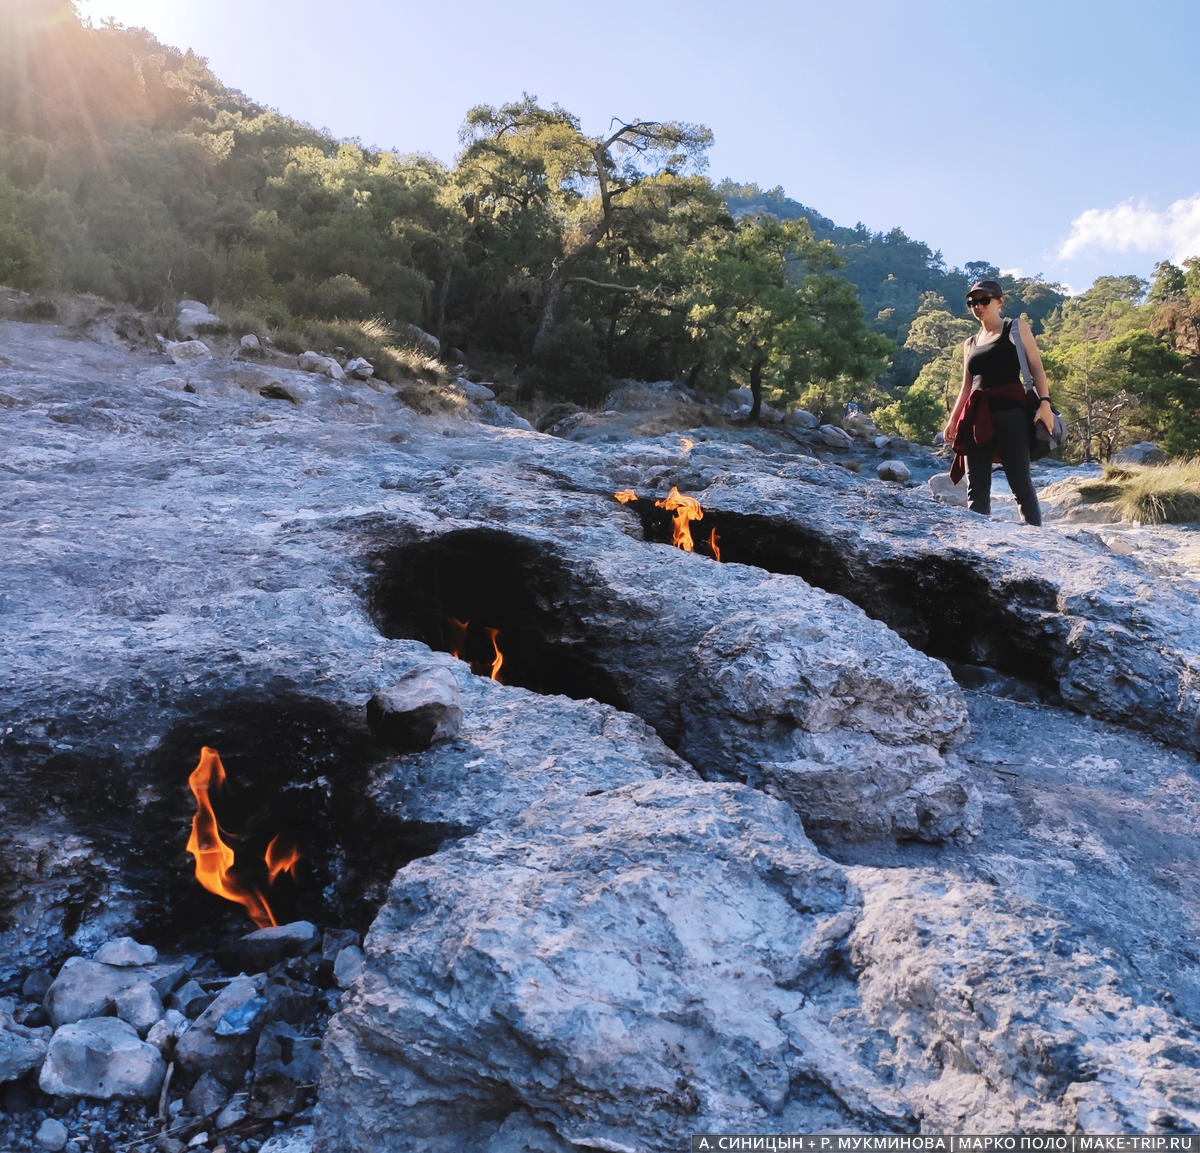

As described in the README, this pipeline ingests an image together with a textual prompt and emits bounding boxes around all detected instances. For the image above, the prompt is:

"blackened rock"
[175,976,265,1088]
[185,1070,229,1118]
[366,668,463,751]
[224,922,320,972]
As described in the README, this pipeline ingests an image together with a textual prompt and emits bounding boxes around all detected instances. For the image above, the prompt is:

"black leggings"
[965,406,1042,526]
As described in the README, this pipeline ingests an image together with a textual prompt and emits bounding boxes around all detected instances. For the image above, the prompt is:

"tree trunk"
[747,359,765,422]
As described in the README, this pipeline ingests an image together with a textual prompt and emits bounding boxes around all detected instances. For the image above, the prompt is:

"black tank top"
[967,320,1022,389]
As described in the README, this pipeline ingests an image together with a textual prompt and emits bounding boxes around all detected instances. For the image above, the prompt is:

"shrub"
[1082,459,1200,524]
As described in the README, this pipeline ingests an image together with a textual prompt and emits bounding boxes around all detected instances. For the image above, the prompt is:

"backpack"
[1009,318,1066,458]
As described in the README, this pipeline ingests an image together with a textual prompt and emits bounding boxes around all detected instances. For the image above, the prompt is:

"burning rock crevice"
[626,500,1066,696]
[366,528,628,709]
[362,525,978,848]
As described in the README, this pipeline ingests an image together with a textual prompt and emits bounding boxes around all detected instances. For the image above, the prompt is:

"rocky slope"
[2,302,1199,1149]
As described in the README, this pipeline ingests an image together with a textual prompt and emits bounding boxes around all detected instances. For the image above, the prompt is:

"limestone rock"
[155,334,212,363]
[928,469,968,505]
[34,1117,69,1151]
[94,936,157,967]
[39,1016,166,1100]
[45,957,187,1028]
[176,300,221,336]
[240,333,262,353]
[366,667,464,750]
[344,356,374,379]
[333,946,365,988]
[111,980,164,1036]
[877,459,911,483]
[231,921,320,970]
[455,376,495,401]
[296,350,346,381]
[319,778,907,1152]
[785,406,819,429]
[819,423,854,449]
[175,975,266,1087]
[1112,441,1166,465]
[0,1011,51,1082]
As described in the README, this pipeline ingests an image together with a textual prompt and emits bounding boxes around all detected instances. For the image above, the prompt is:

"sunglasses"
[967,295,993,308]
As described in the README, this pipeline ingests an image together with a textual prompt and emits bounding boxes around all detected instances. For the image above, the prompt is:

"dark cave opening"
[626,499,1065,694]
[366,527,627,708]
[126,690,450,948]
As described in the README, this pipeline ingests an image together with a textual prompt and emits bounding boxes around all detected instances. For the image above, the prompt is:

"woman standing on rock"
[943,279,1054,526]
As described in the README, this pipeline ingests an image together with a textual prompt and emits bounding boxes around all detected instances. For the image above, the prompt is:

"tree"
[455,96,712,361]
[680,214,889,421]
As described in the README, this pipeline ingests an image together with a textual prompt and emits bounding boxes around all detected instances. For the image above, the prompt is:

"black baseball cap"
[967,279,1003,299]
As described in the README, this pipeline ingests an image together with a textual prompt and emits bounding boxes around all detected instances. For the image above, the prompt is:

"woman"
[943,279,1055,526]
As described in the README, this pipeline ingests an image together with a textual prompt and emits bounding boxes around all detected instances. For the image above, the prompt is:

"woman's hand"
[1035,399,1055,435]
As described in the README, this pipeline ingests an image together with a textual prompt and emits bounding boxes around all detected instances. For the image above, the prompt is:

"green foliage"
[872,376,949,444]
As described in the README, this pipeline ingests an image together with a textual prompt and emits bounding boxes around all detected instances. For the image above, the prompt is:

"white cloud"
[1059,194,1200,264]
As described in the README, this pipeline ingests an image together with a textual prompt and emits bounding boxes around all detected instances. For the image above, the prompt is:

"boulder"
[928,469,968,505]
[344,356,374,379]
[877,459,912,483]
[785,406,820,430]
[296,350,346,381]
[44,956,187,1028]
[819,423,854,449]
[366,666,464,751]
[39,1016,166,1100]
[175,975,266,1087]
[455,377,495,402]
[319,778,907,1152]
[155,334,212,363]
[0,1012,51,1082]
[1112,441,1166,465]
[176,299,221,336]
[94,936,157,967]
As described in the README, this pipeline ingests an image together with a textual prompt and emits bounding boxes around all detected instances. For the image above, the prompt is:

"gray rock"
[405,324,440,355]
[45,957,187,1028]
[155,334,212,363]
[260,1127,314,1153]
[39,1016,166,1100]
[168,979,210,1018]
[94,936,157,967]
[0,1011,51,1082]
[456,376,495,401]
[319,778,902,1152]
[112,980,163,1035]
[344,356,374,379]
[176,300,221,336]
[877,459,912,483]
[34,1117,69,1152]
[174,976,265,1087]
[784,406,820,429]
[239,333,262,352]
[332,946,364,988]
[366,667,464,750]
[1111,441,1166,465]
[185,1070,229,1118]
[296,350,346,381]
[145,1008,188,1053]
[819,423,854,449]
[928,468,968,505]
[233,921,319,970]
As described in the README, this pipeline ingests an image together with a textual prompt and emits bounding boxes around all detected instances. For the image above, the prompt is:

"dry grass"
[1080,460,1200,524]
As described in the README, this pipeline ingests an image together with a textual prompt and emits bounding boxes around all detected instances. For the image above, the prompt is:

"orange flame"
[484,626,504,682]
[708,528,721,562]
[614,489,638,504]
[265,834,301,884]
[186,747,277,929]
[447,616,469,660]
[655,486,704,552]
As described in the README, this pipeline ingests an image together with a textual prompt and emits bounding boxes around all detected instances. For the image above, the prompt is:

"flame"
[265,834,301,884]
[708,528,721,562]
[186,747,276,929]
[614,489,638,504]
[655,486,704,552]
[484,626,504,682]
[447,616,469,660]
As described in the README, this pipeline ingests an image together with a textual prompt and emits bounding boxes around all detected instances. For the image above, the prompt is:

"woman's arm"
[943,340,973,443]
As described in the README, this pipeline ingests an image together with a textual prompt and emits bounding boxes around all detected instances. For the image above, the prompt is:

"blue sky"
[76,0,1200,296]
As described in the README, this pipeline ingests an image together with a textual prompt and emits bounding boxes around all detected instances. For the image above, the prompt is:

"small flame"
[186,747,276,929]
[708,528,721,562]
[484,626,504,682]
[447,616,469,660]
[265,834,301,884]
[614,489,638,504]
[655,486,704,552]
[680,437,694,451]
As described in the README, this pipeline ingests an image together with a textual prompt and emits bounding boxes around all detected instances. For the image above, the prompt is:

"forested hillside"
[3,0,1197,454]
